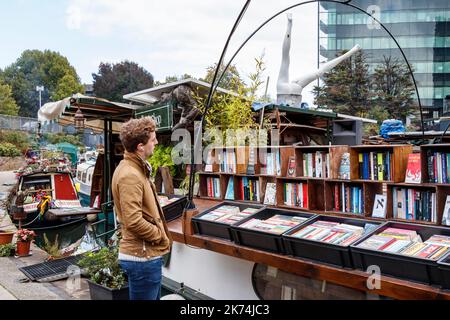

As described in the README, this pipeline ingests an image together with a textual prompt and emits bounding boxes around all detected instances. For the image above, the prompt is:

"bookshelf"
[349,144,412,182]
[196,144,450,227]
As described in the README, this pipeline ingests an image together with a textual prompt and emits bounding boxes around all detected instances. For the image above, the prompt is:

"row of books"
[302,152,330,178]
[331,183,364,215]
[290,220,376,246]
[358,151,392,181]
[238,177,260,202]
[198,205,260,225]
[426,151,450,183]
[356,227,450,260]
[219,149,237,174]
[393,187,437,223]
[260,151,281,175]
[205,177,221,199]
[283,182,308,208]
[239,214,308,235]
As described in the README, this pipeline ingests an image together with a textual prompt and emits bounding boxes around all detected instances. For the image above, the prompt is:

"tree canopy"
[1,50,84,117]
[313,50,371,118]
[92,60,154,102]
[202,63,245,92]
[0,81,19,116]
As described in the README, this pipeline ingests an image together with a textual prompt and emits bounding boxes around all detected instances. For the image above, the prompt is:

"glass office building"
[319,0,450,123]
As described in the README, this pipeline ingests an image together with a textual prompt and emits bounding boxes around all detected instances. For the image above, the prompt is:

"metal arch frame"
[187,0,425,206]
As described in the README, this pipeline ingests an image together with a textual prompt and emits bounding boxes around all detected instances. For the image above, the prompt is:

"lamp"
[74,107,85,133]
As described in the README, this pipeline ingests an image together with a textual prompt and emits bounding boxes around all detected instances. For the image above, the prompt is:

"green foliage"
[1,50,84,117]
[42,234,62,258]
[202,63,245,93]
[0,142,21,157]
[0,243,15,257]
[147,145,176,177]
[313,50,371,118]
[92,60,154,102]
[0,130,30,152]
[78,247,126,289]
[179,172,199,195]
[52,74,85,101]
[197,56,268,135]
[0,81,19,116]
[372,56,416,122]
[43,132,83,147]
[154,74,193,86]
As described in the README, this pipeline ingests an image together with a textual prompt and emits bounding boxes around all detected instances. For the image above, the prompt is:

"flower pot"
[87,280,129,300]
[0,231,14,245]
[16,241,31,257]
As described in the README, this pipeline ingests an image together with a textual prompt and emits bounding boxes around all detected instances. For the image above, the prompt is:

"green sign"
[135,101,173,132]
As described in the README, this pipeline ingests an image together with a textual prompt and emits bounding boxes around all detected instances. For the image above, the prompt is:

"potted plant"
[78,247,129,300]
[15,229,36,257]
[0,243,15,257]
[0,230,15,245]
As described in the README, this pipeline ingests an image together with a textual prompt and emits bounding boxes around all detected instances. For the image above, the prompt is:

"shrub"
[78,247,126,289]
[0,130,30,152]
[0,142,21,157]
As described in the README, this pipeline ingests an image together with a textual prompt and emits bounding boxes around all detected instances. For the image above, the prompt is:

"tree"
[312,50,371,118]
[202,63,245,92]
[154,74,194,87]
[0,82,19,116]
[52,74,84,101]
[371,56,415,122]
[2,50,84,117]
[92,61,154,102]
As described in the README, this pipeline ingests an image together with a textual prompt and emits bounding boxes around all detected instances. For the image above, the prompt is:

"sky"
[0,0,319,103]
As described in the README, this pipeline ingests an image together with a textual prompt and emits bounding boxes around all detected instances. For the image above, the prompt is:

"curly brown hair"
[120,117,156,152]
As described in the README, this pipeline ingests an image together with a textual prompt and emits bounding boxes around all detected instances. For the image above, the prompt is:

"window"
[82,171,87,184]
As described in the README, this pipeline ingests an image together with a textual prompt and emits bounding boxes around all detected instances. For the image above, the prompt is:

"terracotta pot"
[16,241,31,257]
[0,231,14,245]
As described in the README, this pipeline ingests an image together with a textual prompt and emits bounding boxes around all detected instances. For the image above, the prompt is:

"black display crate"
[437,252,450,290]
[283,215,383,268]
[351,222,450,286]
[191,201,265,241]
[159,194,188,222]
[231,208,316,254]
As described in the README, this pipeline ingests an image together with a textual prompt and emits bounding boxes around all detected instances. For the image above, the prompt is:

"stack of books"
[358,151,392,181]
[205,177,221,198]
[239,177,260,202]
[199,205,259,225]
[219,149,237,174]
[393,187,437,222]
[283,182,308,208]
[426,150,450,183]
[290,221,368,246]
[239,214,308,234]
[331,183,364,215]
[356,227,450,260]
[302,151,330,178]
[260,150,281,175]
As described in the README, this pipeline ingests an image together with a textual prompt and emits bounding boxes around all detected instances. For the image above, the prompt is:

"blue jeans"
[119,258,162,300]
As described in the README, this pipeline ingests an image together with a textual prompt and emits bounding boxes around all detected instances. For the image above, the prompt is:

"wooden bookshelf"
[198,172,222,200]
[197,143,450,228]
[294,145,349,179]
[349,144,412,182]
[420,144,450,184]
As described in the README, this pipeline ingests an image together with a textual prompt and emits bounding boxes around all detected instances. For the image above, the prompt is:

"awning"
[38,93,144,133]
[123,78,239,105]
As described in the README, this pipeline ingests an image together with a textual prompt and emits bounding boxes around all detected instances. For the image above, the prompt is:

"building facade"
[319,0,450,124]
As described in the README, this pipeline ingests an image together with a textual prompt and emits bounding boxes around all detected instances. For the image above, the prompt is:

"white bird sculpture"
[277,13,361,107]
